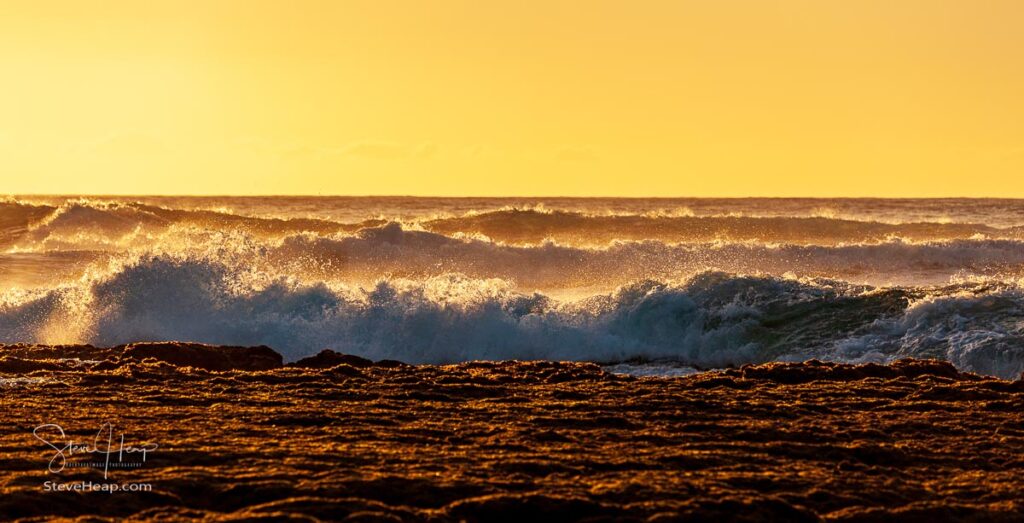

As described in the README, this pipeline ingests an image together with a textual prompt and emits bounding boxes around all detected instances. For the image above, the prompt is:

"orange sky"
[2,0,1023,197]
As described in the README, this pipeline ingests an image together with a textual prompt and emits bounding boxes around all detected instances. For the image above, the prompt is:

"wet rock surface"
[1,344,1022,522]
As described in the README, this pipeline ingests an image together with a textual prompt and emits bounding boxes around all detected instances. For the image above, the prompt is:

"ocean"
[3,196,1024,379]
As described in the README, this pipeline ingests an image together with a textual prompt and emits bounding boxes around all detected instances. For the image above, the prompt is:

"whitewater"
[3,196,1024,379]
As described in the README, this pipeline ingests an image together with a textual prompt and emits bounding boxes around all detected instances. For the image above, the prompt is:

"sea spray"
[5,196,1024,379]
[4,251,1024,378]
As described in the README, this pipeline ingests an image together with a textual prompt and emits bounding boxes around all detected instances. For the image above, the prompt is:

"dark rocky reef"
[0,342,283,373]
[1,343,1023,522]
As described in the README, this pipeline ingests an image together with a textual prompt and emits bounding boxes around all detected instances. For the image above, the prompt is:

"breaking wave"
[6,221,1024,290]
[422,209,1024,245]
[3,253,1024,379]
[5,199,1024,253]
[5,196,1024,379]
[271,223,1024,287]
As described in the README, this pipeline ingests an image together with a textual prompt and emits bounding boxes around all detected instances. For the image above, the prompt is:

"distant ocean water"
[3,196,1024,378]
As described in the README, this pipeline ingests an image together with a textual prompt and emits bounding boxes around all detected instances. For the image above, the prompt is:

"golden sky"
[2,0,1023,197]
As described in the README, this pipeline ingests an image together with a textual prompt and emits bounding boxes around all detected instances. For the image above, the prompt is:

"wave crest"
[5,199,1023,253]
[4,254,1024,378]
[423,208,1024,245]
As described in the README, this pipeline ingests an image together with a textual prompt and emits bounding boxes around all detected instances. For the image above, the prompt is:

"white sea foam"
[4,197,1024,379]
[2,252,1024,378]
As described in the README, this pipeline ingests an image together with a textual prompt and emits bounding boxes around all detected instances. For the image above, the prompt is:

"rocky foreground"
[1,343,1023,522]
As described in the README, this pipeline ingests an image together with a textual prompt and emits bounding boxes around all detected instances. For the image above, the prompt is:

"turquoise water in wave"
[2,196,1024,378]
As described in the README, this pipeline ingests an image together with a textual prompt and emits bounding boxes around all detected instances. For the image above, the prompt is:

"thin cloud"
[555,145,599,163]
[337,141,438,160]
[231,137,438,160]
[75,131,170,156]
[340,141,412,159]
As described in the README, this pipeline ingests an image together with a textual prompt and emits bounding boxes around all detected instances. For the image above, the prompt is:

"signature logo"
[32,423,158,479]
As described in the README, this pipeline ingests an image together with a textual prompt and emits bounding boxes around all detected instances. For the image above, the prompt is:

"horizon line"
[8,193,1024,200]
